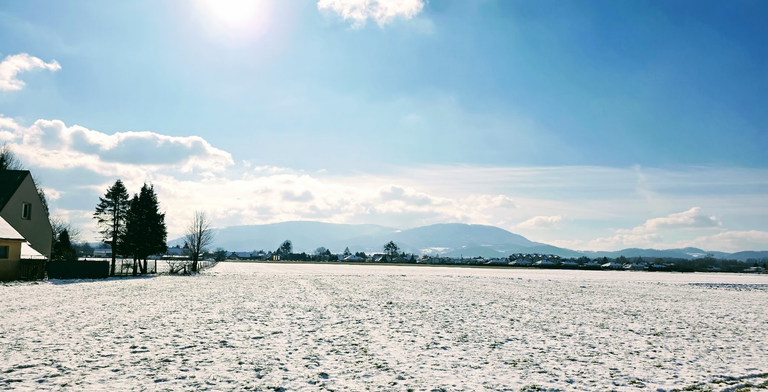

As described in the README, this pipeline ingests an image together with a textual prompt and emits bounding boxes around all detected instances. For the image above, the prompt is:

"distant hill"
[169,222,536,255]
[392,223,534,251]
[169,221,768,262]
[170,221,396,253]
[442,243,584,259]
[727,251,768,261]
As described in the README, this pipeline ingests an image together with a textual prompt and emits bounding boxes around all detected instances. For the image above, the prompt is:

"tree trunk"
[193,237,200,272]
[110,246,116,276]
[110,210,118,276]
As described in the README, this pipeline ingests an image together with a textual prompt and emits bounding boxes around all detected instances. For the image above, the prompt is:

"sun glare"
[196,0,272,42]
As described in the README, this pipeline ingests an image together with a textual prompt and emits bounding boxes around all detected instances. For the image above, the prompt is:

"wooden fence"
[112,259,157,276]
[47,260,110,279]
[19,259,46,280]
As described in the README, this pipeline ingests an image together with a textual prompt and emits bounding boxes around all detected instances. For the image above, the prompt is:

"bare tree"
[50,216,82,261]
[185,210,215,273]
[165,258,190,275]
[50,216,82,244]
[0,143,24,170]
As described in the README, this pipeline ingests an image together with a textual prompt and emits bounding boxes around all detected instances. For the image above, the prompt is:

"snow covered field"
[1,263,767,391]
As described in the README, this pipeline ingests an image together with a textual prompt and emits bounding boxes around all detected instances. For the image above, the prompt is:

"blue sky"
[1,0,767,251]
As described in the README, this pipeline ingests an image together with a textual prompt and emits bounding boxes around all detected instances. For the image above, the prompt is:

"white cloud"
[0,117,233,177]
[42,188,62,201]
[585,233,664,250]
[517,215,562,229]
[618,207,721,234]
[282,190,315,202]
[548,239,586,250]
[0,53,60,91]
[140,173,520,240]
[550,232,664,252]
[317,0,425,27]
[677,231,768,253]
[559,208,722,251]
[469,194,517,210]
[641,207,721,231]
[2,118,526,240]
[378,184,438,206]
[5,117,767,253]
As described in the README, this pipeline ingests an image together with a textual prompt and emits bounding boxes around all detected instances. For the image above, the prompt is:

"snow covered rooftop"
[21,242,45,259]
[0,216,24,241]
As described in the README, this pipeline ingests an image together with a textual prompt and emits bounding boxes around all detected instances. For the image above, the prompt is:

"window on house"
[0,246,8,259]
[21,203,31,220]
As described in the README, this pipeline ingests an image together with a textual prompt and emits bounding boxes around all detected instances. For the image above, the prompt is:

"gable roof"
[0,215,25,241]
[0,170,30,212]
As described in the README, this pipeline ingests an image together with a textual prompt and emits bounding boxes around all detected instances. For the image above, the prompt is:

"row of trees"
[4,143,214,274]
[232,240,404,262]
[567,255,764,272]
[94,180,167,275]
[89,179,216,275]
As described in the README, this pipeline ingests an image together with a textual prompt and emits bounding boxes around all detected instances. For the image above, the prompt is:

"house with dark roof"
[601,261,624,270]
[229,251,252,260]
[0,170,53,275]
[0,216,27,280]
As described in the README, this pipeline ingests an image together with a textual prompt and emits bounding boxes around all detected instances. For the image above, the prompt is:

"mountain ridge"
[168,221,768,262]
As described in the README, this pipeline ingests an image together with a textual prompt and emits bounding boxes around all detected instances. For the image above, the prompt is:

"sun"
[199,0,261,27]
[195,0,272,41]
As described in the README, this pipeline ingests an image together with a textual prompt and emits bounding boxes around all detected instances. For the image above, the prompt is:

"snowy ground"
[1,263,767,391]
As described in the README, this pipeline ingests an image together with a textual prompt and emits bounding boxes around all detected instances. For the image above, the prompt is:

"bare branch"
[0,143,24,170]
[184,210,215,272]
[50,216,82,244]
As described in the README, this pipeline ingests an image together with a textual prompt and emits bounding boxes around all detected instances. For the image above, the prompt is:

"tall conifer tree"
[119,183,167,274]
[94,179,130,276]
[138,184,167,273]
[121,194,141,275]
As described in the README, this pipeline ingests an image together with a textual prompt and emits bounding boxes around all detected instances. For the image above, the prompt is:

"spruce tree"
[94,179,130,276]
[52,229,77,261]
[119,183,168,274]
[139,184,167,273]
[121,194,141,275]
